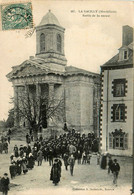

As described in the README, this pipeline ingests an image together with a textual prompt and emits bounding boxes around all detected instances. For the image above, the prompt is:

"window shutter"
[109,133,113,148]
[124,133,128,149]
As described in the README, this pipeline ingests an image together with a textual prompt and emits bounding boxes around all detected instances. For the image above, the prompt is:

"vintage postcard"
[0,0,133,195]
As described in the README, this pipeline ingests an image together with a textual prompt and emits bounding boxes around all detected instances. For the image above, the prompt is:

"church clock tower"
[36,10,67,66]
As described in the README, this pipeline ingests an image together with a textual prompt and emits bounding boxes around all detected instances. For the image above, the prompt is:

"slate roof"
[101,42,133,67]
[65,66,99,77]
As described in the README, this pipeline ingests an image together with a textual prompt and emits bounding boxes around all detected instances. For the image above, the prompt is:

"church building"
[100,25,133,156]
[7,10,100,136]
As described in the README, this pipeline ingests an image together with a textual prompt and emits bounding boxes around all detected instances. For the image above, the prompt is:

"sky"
[0,0,133,120]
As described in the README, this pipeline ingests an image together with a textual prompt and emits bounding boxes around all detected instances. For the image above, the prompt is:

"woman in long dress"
[50,159,61,185]
[100,153,107,169]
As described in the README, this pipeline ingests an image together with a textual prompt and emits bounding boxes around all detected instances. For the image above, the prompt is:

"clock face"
[1,3,33,30]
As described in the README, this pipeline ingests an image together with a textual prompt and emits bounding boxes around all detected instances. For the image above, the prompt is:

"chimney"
[122,25,133,46]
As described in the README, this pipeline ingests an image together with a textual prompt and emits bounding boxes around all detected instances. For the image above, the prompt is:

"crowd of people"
[0,128,121,193]
[7,130,98,182]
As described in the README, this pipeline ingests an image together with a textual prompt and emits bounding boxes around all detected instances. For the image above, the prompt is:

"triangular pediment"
[14,64,47,77]
[6,58,65,80]
[6,60,49,79]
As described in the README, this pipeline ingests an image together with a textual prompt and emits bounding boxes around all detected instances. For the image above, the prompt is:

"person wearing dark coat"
[7,136,10,144]
[19,148,24,158]
[8,129,11,135]
[63,153,69,170]
[16,158,22,175]
[50,159,62,185]
[100,154,107,169]
[3,142,8,154]
[9,162,16,179]
[14,145,19,157]
[27,144,32,156]
[111,159,120,185]
[0,142,3,154]
[27,153,35,169]
[1,173,10,195]
[26,133,29,144]
[108,157,113,174]
[32,147,38,163]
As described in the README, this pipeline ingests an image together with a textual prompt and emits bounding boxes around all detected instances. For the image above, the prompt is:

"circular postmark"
[1,2,33,30]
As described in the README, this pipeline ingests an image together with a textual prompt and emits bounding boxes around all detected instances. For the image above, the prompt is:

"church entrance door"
[41,104,47,128]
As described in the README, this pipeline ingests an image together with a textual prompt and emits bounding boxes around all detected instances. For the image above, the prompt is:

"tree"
[5,108,14,128]
[14,85,64,138]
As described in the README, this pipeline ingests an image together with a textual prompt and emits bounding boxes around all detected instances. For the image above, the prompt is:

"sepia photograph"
[0,0,133,195]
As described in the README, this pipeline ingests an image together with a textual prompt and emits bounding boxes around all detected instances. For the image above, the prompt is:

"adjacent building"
[100,25,133,156]
[7,10,100,136]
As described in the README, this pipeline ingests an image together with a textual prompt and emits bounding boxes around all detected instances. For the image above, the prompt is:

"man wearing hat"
[111,159,120,186]
[1,173,10,195]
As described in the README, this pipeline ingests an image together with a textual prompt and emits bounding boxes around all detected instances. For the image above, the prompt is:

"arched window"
[111,104,126,122]
[57,34,62,52]
[40,33,45,52]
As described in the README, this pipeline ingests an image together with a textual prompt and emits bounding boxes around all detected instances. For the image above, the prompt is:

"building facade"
[100,26,133,156]
[7,11,100,136]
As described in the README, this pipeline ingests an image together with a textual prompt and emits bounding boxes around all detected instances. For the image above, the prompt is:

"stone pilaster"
[36,83,41,97]
[48,83,55,127]
[25,84,29,93]
[49,83,54,99]
[14,86,19,127]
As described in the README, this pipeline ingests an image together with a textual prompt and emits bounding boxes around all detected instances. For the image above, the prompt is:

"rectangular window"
[115,83,125,97]
[124,50,128,60]
[112,79,127,97]
[115,135,124,149]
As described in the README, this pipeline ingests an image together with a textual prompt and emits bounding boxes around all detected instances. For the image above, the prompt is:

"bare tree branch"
[12,83,64,132]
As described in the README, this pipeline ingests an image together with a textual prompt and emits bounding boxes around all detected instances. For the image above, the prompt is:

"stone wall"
[65,75,100,133]
[101,68,133,156]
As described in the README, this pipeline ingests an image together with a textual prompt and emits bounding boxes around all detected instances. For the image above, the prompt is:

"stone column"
[24,84,29,93]
[36,83,41,126]
[36,83,41,97]
[49,83,54,99]
[14,86,19,127]
[48,83,55,127]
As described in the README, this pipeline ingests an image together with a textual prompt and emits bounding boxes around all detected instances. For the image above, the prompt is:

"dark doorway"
[41,104,47,128]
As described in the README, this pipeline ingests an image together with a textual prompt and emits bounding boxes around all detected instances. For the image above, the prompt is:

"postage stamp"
[0,2,33,30]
